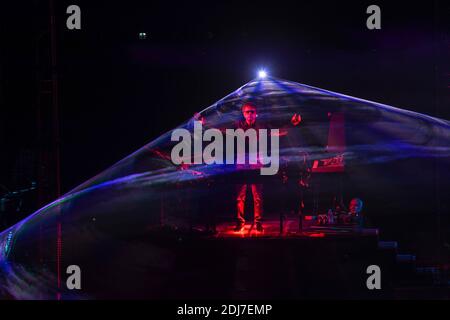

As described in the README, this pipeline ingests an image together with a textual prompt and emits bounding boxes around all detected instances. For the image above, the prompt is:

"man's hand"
[193,112,205,124]
[291,113,302,126]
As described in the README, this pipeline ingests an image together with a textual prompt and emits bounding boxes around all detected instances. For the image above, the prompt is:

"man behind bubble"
[234,101,264,232]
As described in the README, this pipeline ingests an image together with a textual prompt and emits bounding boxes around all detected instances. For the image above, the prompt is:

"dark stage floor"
[72,219,448,300]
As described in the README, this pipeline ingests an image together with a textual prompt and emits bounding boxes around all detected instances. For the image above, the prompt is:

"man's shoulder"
[254,121,265,129]
[234,119,245,129]
[233,120,266,130]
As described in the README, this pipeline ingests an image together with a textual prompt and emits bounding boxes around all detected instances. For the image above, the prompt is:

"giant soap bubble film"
[1,77,449,299]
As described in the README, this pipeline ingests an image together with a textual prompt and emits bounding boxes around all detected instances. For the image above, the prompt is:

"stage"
[64,218,444,300]
[212,219,379,239]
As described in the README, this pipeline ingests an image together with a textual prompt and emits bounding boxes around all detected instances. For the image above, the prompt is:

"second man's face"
[349,199,362,214]
[242,105,257,125]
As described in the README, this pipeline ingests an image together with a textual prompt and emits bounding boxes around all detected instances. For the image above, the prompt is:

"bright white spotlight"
[258,70,267,79]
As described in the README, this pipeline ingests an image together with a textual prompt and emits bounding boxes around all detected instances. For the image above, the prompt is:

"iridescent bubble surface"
[1,77,449,299]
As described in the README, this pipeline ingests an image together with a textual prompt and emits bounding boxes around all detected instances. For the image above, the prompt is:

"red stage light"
[308,233,325,238]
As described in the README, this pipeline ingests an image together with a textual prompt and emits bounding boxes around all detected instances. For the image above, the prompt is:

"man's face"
[349,199,363,215]
[242,105,257,125]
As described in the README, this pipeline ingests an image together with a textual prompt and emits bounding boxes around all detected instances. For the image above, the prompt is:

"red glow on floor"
[215,219,309,238]
[220,226,264,238]
[308,233,325,238]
